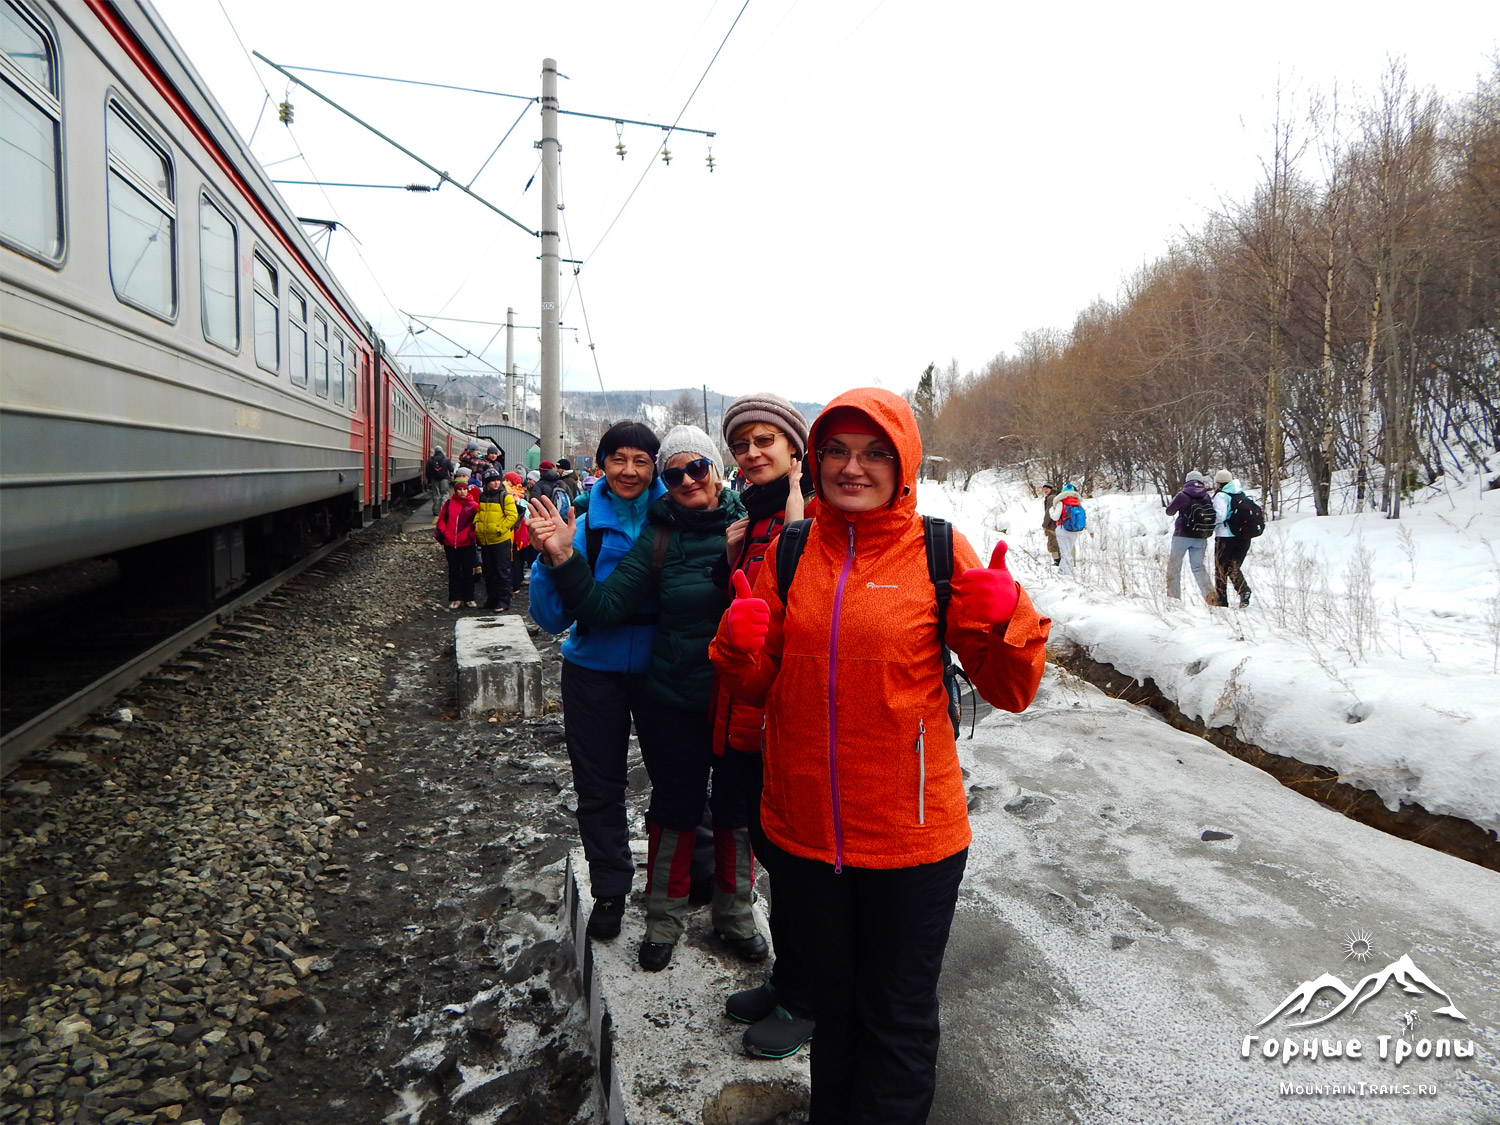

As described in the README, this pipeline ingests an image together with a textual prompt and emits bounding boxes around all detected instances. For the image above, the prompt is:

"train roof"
[98,0,375,344]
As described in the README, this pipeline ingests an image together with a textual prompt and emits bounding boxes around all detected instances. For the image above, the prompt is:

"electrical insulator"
[705,153,715,173]
[615,140,627,160]
[661,148,672,166]
[277,101,293,124]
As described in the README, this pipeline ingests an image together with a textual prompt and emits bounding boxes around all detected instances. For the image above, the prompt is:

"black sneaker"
[726,982,778,1024]
[1239,592,1252,608]
[716,930,769,962]
[638,940,674,971]
[586,896,625,941]
[743,1006,815,1059]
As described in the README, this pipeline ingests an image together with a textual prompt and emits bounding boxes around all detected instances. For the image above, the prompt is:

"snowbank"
[917,466,1500,837]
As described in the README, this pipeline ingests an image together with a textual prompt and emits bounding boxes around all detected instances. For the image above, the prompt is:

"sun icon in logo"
[1341,928,1376,963]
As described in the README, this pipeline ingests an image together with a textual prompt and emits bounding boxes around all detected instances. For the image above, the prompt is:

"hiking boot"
[586,895,626,941]
[638,940,674,972]
[1239,592,1252,608]
[716,930,769,962]
[1205,593,1223,607]
[726,982,779,1024]
[743,1006,815,1060]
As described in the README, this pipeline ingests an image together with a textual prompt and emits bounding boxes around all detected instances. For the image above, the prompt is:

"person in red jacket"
[710,387,1049,1124]
[435,468,480,608]
[712,392,819,1059]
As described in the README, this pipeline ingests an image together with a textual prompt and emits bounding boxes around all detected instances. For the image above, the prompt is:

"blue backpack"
[1059,500,1086,532]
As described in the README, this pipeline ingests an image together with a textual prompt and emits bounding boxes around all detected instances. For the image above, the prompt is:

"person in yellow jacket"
[474,468,521,611]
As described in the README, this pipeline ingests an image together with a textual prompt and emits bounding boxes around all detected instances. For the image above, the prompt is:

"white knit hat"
[656,424,720,469]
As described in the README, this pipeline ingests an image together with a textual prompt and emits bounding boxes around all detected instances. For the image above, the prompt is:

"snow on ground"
[915,463,1500,837]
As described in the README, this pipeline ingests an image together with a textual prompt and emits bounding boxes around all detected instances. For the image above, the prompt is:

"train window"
[288,288,307,387]
[331,330,345,405]
[198,193,238,349]
[106,102,175,318]
[312,312,329,397]
[252,251,278,372]
[0,1,63,261]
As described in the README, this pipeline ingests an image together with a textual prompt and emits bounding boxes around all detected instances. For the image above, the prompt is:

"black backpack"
[1226,492,1266,538]
[775,516,975,739]
[1183,495,1217,538]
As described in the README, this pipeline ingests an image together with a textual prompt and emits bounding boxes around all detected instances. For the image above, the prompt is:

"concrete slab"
[401,504,438,536]
[564,846,810,1125]
[456,615,543,717]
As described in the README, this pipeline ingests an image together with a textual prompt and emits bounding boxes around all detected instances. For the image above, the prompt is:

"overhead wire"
[556,158,612,419]
[205,0,406,327]
[582,0,751,265]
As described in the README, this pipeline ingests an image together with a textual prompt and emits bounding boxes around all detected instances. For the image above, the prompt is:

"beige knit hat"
[1214,469,1233,485]
[722,392,810,456]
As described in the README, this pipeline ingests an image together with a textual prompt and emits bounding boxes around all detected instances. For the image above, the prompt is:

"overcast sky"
[148,0,1496,411]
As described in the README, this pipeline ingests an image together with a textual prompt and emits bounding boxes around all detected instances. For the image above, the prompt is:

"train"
[0,0,489,597]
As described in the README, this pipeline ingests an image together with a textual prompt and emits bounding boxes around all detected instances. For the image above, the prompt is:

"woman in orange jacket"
[710,388,1049,1124]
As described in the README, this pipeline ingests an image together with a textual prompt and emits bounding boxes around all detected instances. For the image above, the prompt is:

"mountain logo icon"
[1258,953,1468,1029]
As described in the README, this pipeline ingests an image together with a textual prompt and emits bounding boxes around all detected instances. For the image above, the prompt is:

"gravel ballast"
[1,511,602,1124]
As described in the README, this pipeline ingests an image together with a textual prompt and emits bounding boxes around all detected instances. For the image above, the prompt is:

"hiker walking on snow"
[1165,471,1217,603]
[1049,483,1085,576]
[1040,482,1060,566]
[1212,469,1254,608]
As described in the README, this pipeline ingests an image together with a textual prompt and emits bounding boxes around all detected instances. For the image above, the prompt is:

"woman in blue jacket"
[529,421,666,941]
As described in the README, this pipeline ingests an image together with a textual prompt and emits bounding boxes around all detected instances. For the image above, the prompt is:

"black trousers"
[513,543,536,590]
[763,837,968,1125]
[560,660,651,899]
[630,700,747,832]
[729,748,811,1018]
[444,544,477,602]
[479,541,513,609]
[1214,536,1252,603]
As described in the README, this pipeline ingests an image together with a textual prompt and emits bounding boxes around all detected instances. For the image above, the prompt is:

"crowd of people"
[421,410,1267,1120]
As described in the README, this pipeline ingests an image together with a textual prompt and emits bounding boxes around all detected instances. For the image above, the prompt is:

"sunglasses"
[661,457,714,489]
[728,432,786,457]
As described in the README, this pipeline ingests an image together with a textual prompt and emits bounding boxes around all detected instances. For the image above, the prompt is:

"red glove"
[723,569,770,654]
[953,541,1019,625]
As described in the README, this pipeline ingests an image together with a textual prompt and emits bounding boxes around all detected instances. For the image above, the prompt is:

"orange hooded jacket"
[709,388,1049,870]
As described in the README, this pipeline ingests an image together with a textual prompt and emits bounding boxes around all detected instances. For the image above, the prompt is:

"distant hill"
[563,388,825,433]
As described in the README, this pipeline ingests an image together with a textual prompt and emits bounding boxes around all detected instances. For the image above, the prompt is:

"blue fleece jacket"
[528,477,667,673]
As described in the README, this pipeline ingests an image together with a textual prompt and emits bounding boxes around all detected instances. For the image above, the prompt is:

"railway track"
[0,536,350,776]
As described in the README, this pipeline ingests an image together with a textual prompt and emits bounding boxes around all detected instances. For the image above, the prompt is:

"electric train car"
[0,0,471,594]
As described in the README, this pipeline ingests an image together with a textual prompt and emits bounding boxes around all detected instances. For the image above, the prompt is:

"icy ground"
[917,462,1500,837]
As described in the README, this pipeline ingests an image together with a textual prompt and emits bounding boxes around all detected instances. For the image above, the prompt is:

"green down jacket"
[550,489,745,713]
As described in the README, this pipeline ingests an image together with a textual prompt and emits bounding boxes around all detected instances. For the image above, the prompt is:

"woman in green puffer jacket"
[528,425,762,973]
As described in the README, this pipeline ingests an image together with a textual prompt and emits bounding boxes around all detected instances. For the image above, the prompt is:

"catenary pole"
[505,307,516,424]
[539,59,562,461]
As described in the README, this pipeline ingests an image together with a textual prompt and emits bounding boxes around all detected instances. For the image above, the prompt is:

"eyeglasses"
[816,446,897,468]
[661,457,714,488]
[729,432,786,457]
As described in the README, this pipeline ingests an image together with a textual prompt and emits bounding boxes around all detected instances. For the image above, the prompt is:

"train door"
[361,350,380,515]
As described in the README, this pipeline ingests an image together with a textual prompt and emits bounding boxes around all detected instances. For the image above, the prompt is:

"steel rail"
[0,535,349,777]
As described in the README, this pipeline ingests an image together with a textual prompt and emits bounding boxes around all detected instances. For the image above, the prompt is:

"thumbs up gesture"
[723,569,771,654]
[952,541,1019,625]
